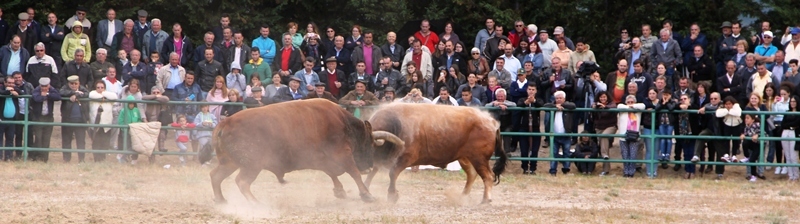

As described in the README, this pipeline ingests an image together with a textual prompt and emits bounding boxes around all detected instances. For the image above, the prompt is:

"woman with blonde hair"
[206,76,229,119]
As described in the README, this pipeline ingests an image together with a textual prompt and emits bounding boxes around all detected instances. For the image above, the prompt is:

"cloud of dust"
[443,186,471,207]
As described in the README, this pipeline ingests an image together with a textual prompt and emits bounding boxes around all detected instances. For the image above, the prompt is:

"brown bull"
[365,103,508,204]
[203,98,403,204]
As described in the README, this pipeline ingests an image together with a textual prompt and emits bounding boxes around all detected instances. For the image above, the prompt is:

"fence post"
[649,108,656,175]
[22,105,29,162]
[549,110,555,164]
[759,113,766,167]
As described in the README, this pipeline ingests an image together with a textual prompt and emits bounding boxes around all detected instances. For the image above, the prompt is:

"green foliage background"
[2,0,795,73]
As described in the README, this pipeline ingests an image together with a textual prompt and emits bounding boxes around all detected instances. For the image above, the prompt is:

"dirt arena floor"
[1,103,798,223]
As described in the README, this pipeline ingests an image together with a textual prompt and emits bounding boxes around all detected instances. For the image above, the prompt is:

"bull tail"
[492,128,508,185]
[200,122,224,164]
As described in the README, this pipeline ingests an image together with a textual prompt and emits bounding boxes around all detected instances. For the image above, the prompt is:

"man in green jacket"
[243,48,272,86]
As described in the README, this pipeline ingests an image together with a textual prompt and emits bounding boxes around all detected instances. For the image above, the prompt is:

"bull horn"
[372,131,404,146]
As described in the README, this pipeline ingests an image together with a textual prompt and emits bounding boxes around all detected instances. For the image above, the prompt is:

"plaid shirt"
[743,122,760,137]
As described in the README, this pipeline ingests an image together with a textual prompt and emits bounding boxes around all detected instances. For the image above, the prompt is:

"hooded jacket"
[118,95,141,125]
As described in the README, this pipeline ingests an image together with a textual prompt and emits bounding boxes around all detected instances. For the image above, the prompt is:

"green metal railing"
[1,95,798,169]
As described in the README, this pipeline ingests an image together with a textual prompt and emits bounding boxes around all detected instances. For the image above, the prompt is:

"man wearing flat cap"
[30,77,61,162]
[243,86,269,108]
[379,86,396,103]
[303,82,337,103]
[59,75,89,163]
[61,21,91,63]
[274,76,306,102]
[715,21,738,78]
[319,56,346,98]
[339,79,378,119]
[5,12,37,55]
[133,10,150,41]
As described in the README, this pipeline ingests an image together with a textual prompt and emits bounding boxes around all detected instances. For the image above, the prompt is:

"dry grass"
[0,159,798,224]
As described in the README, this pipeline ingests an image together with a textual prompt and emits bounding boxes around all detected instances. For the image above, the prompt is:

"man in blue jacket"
[252,24,276,64]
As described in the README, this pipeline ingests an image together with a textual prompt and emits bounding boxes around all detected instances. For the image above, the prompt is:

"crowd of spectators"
[0,6,799,181]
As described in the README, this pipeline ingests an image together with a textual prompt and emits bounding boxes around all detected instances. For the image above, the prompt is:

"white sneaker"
[749,176,757,182]
[739,157,749,163]
[775,167,783,175]
[720,154,731,163]
[766,166,772,170]
[691,156,700,163]
[781,167,788,174]
[731,156,739,163]
[131,159,138,165]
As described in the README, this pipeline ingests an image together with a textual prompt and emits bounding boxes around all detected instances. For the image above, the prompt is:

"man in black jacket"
[694,92,722,176]
[381,32,405,70]
[517,83,543,175]
[195,48,224,94]
[59,75,89,163]
[717,61,744,100]
[0,76,21,161]
[543,90,577,176]
[40,13,65,68]
[29,77,61,162]
[685,45,714,84]
[273,34,303,85]
[12,72,32,157]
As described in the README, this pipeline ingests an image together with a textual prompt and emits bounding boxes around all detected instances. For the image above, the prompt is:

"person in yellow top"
[61,21,92,63]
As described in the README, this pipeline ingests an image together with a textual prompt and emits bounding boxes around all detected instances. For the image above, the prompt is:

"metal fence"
[1,95,798,168]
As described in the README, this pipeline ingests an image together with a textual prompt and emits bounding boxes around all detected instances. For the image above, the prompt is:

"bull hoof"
[214,198,228,205]
[387,192,399,203]
[481,199,492,204]
[333,188,347,199]
[360,193,376,203]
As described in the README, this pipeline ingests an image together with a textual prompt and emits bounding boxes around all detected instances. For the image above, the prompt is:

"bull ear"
[363,120,372,132]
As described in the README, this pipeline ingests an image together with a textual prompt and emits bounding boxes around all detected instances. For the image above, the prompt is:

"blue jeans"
[681,140,696,173]
[642,128,657,176]
[658,124,674,160]
[549,137,571,174]
[0,123,15,160]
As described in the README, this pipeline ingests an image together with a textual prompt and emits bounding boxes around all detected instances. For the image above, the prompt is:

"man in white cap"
[553,26,575,51]
[58,75,89,163]
[5,12,37,55]
[29,77,61,162]
[61,20,91,63]
[754,31,779,70]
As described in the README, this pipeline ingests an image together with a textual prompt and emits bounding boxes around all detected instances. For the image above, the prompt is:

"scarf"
[107,77,117,84]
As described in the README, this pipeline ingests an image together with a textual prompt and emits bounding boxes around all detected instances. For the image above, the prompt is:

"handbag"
[625,130,640,142]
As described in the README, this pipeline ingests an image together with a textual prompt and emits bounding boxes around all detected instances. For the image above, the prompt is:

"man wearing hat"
[319,56,346,98]
[30,77,61,162]
[338,79,378,119]
[537,29,557,57]
[65,6,92,36]
[243,86,271,108]
[303,82,337,103]
[784,27,800,63]
[61,20,91,63]
[715,21,738,77]
[59,75,90,163]
[552,26,575,51]
[379,86,396,103]
[133,10,150,41]
[5,12,37,55]
[754,31,779,70]
[274,76,306,102]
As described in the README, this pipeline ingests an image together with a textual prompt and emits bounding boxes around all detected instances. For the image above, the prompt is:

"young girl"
[118,95,143,164]
[171,115,196,165]
[771,84,790,175]
[194,104,218,162]
[206,76,229,119]
[740,114,763,182]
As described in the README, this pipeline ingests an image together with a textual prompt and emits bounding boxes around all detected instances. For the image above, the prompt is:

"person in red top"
[272,34,303,84]
[604,59,629,104]
[508,20,526,48]
[414,20,439,52]
[320,56,346,98]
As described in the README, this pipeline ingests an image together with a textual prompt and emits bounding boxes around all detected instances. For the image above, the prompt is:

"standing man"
[227,30,250,72]
[30,77,60,162]
[133,10,150,42]
[160,23,193,67]
[193,32,224,65]
[89,48,113,90]
[651,28,682,88]
[0,36,30,76]
[273,34,303,84]
[12,72,33,155]
[195,48,224,95]
[543,91,576,176]
[474,18,495,54]
[64,6,92,38]
[142,19,168,63]
[6,13,37,56]
[0,7,8,44]
[242,48,271,86]
[352,31,382,77]
[381,31,405,70]
[96,9,122,52]
[325,35,353,76]
[715,21,738,78]
[26,42,59,86]
[59,75,89,163]
[414,20,439,53]
[110,19,138,62]
[40,13,65,67]
[156,53,187,97]
[211,14,232,45]
[60,49,92,89]
[0,76,20,161]
[252,24,276,64]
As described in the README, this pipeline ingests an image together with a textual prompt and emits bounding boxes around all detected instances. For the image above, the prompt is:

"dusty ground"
[0,159,798,224]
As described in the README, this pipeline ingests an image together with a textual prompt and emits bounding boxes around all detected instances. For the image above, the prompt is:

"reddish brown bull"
[204,98,403,204]
[364,103,508,204]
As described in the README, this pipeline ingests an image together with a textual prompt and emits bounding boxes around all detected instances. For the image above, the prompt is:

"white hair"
[169,52,179,58]
[151,18,161,25]
[124,19,133,25]
[527,24,537,33]
[494,88,507,96]
[660,28,670,35]
[96,48,107,55]
[35,42,45,50]
[625,95,637,103]
[554,90,566,98]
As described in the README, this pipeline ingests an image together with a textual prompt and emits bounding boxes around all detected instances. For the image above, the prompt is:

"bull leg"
[209,162,239,204]
[364,166,380,189]
[234,168,262,204]
[327,172,347,199]
[470,157,494,204]
[343,162,376,203]
[387,165,405,203]
[458,158,477,195]
[275,172,287,184]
